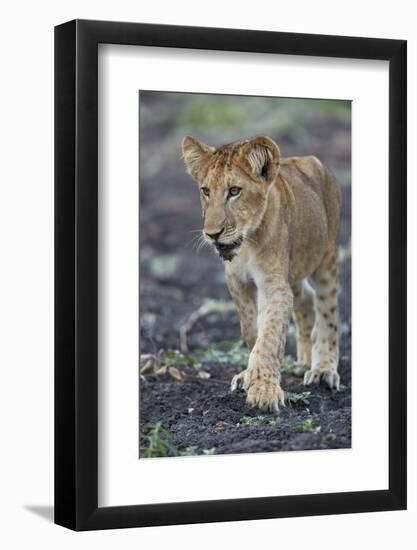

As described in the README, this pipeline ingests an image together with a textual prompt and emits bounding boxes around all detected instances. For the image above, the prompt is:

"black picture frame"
[55,19,407,531]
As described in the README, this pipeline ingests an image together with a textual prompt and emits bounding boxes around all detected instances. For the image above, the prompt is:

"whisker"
[244,234,257,246]
[185,232,202,249]
[192,236,202,253]
[195,235,207,255]
[201,237,212,255]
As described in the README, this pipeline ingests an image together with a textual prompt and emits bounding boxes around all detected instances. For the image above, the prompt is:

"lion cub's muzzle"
[215,237,243,261]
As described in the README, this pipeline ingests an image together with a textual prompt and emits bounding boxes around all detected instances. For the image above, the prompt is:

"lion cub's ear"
[182,135,215,182]
[241,136,280,184]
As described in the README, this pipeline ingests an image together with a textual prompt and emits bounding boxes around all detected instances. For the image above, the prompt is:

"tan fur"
[182,135,342,412]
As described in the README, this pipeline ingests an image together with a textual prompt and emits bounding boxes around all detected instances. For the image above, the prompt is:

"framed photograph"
[55,19,407,530]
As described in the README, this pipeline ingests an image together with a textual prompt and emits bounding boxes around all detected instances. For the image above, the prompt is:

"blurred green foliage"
[286,391,312,407]
[140,90,351,187]
[195,338,249,369]
[291,417,321,433]
[140,423,178,458]
[238,415,281,427]
[160,349,199,368]
[176,94,349,130]
[280,355,309,377]
[146,253,180,280]
[141,91,350,148]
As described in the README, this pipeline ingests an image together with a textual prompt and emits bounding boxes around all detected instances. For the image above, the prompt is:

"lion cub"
[182,135,341,413]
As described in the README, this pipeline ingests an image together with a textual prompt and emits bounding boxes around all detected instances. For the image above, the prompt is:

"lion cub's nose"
[205,227,224,241]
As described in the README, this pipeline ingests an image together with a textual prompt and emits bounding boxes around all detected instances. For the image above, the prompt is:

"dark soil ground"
[139,93,351,458]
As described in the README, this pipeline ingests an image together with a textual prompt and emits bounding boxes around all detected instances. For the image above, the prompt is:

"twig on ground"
[179,299,236,352]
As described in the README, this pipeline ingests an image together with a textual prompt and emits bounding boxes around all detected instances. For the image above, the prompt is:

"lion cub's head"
[182,135,280,261]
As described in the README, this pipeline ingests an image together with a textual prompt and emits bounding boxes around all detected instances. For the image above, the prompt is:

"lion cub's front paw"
[246,380,285,413]
[231,369,285,413]
[304,364,340,390]
[230,370,246,393]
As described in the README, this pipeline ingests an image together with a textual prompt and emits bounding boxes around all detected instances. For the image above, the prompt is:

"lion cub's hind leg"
[304,246,340,390]
[292,279,316,367]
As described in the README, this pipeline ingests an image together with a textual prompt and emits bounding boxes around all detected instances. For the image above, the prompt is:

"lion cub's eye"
[201,187,210,197]
[228,186,241,197]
